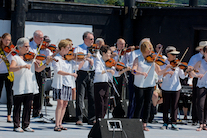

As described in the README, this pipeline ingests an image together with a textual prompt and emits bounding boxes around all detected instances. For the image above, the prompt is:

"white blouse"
[197,59,207,88]
[161,60,187,91]
[128,49,142,68]
[93,57,118,83]
[113,50,130,77]
[0,52,12,74]
[51,54,75,89]
[10,55,39,96]
[134,54,156,88]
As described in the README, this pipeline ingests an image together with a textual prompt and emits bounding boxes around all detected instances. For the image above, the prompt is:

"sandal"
[203,125,207,131]
[143,123,150,131]
[59,125,67,130]
[196,127,203,131]
[143,126,149,131]
[54,126,61,132]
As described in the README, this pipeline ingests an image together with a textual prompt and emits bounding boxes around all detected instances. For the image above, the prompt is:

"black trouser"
[162,90,180,124]
[148,103,157,123]
[127,72,136,118]
[133,86,154,123]
[13,93,33,129]
[0,73,13,116]
[196,87,207,124]
[76,70,95,123]
[94,82,109,120]
[33,71,43,117]
[192,78,198,123]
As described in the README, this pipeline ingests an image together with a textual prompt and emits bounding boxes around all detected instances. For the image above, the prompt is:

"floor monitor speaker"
[88,118,145,138]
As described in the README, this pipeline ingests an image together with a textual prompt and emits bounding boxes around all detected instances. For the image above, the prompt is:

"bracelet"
[44,63,49,67]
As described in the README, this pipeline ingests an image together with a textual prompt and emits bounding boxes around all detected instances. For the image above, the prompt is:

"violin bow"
[31,41,43,66]
[0,45,18,65]
[144,46,163,79]
[115,48,129,83]
[175,47,189,69]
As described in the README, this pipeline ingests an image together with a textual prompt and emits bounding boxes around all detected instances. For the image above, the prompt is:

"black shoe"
[7,120,12,123]
[46,102,53,107]
[88,120,96,125]
[192,122,198,126]
[76,120,83,126]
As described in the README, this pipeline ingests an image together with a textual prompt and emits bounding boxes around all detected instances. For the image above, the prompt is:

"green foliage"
[38,0,207,6]
[104,0,124,6]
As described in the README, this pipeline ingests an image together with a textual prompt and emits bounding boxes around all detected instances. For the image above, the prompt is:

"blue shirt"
[74,43,94,71]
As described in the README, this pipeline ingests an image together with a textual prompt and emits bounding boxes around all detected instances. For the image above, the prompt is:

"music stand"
[35,70,54,123]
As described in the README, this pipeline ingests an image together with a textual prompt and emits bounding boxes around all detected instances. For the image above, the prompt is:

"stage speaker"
[88,118,145,138]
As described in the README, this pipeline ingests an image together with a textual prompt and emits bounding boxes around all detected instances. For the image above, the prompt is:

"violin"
[37,41,48,49]
[170,59,199,72]
[105,58,127,71]
[48,44,57,53]
[23,52,58,62]
[64,52,86,61]
[37,41,57,53]
[4,44,19,56]
[88,44,101,54]
[145,53,166,66]
[120,45,139,55]
[64,51,76,61]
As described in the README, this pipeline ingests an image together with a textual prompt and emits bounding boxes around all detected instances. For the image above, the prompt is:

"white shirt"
[134,54,156,88]
[62,60,76,88]
[128,49,142,68]
[52,54,75,89]
[187,52,203,85]
[93,57,118,83]
[112,50,130,77]
[161,60,187,91]
[188,52,203,67]
[29,40,53,64]
[74,43,94,71]
[196,59,207,88]
[10,55,39,95]
[0,52,12,74]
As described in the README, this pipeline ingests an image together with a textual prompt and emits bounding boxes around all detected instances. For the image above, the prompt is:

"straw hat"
[196,41,207,51]
[165,46,180,54]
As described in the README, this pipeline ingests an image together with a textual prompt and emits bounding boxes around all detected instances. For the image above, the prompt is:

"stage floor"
[0,98,206,138]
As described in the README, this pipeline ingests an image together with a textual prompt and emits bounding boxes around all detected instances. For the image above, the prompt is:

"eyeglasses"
[87,38,94,41]
[24,46,30,48]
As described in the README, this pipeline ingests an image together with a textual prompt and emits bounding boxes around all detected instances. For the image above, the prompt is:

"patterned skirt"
[53,85,72,101]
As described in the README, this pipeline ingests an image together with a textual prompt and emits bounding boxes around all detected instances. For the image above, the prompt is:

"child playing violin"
[131,41,171,131]
[93,45,130,120]
[9,38,53,132]
[51,40,77,131]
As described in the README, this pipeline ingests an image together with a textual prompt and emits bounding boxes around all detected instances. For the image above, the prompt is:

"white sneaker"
[24,127,34,132]
[14,127,24,132]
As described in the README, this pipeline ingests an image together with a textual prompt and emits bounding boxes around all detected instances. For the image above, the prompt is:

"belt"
[78,70,95,74]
